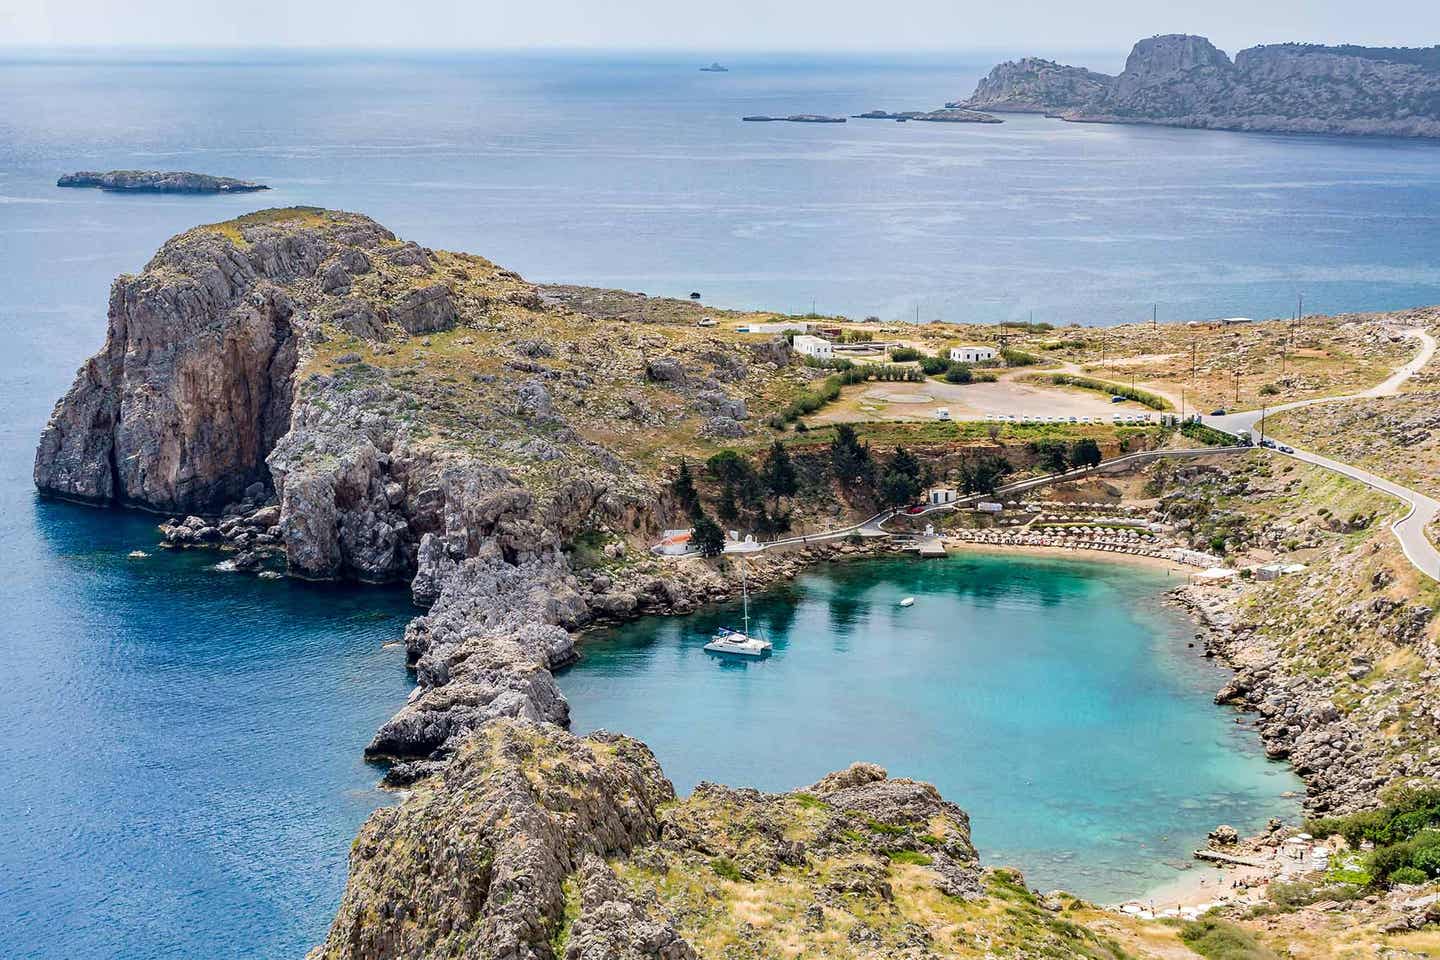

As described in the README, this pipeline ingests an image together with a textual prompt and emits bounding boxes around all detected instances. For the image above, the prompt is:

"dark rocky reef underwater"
[57,170,269,193]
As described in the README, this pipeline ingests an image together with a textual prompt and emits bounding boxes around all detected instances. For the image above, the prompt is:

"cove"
[557,550,1302,902]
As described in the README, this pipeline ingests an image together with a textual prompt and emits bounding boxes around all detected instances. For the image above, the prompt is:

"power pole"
[1152,303,1157,330]
[1191,341,1197,380]
[1234,366,1241,405]
[1259,403,1268,446]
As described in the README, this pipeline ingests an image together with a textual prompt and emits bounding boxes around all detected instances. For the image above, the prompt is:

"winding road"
[1203,329,1439,581]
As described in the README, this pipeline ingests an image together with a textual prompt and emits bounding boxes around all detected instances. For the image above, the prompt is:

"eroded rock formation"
[962,35,1440,137]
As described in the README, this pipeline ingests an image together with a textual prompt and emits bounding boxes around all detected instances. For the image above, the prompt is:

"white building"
[927,488,957,506]
[949,345,998,364]
[792,334,834,360]
[739,321,812,335]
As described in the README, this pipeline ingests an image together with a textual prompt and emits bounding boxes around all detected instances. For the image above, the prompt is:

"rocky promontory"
[57,170,269,193]
[311,719,1137,960]
[950,57,1112,114]
[962,35,1440,138]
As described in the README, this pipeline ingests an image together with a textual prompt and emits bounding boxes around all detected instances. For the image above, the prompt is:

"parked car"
[1210,408,1227,416]
[1279,444,1295,454]
[1260,439,1277,449]
[905,505,925,515]
[1110,395,1125,403]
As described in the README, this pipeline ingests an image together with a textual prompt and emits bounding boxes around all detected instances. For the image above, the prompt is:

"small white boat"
[899,596,915,607]
[704,559,773,657]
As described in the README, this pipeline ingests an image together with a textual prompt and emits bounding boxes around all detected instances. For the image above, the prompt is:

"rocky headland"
[961,34,1440,138]
[34,209,1440,956]
[57,170,270,193]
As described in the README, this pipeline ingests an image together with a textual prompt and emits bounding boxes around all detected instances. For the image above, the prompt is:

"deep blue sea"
[560,553,1300,903]
[0,48,1422,958]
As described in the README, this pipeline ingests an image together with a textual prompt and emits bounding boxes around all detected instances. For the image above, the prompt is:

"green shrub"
[1177,917,1280,960]
[999,346,1042,367]
[887,850,934,866]
[1041,373,1170,410]
[889,347,922,362]
[1389,866,1429,886]
[1182,420,1241,446]
[710,856,743,881]
[918,355,950,376]
[944,364,974,384]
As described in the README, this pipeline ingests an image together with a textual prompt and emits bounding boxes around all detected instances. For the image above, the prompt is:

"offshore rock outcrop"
[57,170,269,192]
[963,35,1440,138]
[311,720,993,960]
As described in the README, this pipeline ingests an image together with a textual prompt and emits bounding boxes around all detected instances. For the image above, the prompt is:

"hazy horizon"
[3,0,1437,56]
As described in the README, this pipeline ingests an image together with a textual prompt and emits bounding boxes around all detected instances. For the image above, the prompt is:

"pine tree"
[830,423,871,484]
[691,510,726,557]
[762,441,799,501]
[671,459,700,516]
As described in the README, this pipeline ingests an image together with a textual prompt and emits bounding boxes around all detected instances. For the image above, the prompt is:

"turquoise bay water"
[559,553,1301,901]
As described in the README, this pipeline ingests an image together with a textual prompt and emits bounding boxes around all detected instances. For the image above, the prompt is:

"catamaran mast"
[742,565,751,635]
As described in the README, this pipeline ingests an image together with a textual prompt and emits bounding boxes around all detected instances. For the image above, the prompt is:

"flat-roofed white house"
[793,334,834,360]
[738,321,812,334]
[949,345,997,364]
[927,487,957,506]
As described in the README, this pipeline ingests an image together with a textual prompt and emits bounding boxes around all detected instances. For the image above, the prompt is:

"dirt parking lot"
[810,376,1155,425]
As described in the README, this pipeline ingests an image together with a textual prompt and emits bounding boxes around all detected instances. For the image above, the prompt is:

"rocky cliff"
[311,718,1158,960]
[32,207,828,773]
[963,35,1440,137]
[954,57,1112,114]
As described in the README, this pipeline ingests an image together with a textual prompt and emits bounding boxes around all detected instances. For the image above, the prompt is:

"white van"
[934,407,951,421]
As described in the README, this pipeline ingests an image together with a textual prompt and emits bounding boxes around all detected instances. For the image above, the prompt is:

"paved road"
[1202,329,1439,581]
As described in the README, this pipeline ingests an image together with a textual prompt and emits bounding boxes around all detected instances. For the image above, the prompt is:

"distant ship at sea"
[699,62,729,72]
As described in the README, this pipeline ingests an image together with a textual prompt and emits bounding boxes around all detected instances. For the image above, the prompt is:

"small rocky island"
[743,114,840,123]
[853,108,1002,124]
[958,34,1440,138]
[57,170,269,193]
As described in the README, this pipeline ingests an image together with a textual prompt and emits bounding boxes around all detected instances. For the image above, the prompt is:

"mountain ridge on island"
[958,34,1440,138]
[57,170,269,193]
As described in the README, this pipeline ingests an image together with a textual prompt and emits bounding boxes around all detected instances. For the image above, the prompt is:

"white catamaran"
[703,559,773,657]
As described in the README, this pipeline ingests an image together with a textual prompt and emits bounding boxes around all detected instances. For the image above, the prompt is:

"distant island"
[956,34,1440,138]
[853,108,1002,124]
[699,61,729,72]
[57,170,269,193]
[741,114,846,123]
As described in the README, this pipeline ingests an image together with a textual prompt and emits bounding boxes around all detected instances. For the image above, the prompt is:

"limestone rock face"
[313,719,991,960]
[958,57,1113,113]
[311,721,675,960]
[389,282,457,334]
[31,223,346,511]
[966,35,1440,138]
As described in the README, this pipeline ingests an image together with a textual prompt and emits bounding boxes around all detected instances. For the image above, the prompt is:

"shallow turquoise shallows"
[558,552,1300,902]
